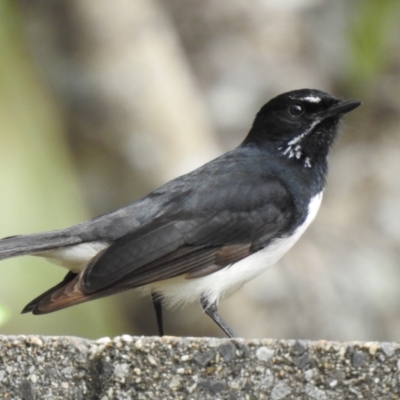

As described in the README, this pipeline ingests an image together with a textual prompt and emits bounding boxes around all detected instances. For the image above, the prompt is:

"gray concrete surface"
[0,335,399,399]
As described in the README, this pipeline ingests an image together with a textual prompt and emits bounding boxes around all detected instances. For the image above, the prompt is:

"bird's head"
[244,89,361,167]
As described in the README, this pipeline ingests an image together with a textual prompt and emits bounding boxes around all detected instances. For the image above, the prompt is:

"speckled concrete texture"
[1,335,400,399]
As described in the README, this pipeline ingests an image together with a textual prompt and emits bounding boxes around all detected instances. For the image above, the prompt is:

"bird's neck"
[240,141,328,197]
[277,139,330,173]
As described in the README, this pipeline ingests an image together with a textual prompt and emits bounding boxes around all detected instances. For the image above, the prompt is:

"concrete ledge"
[0,335,399,399]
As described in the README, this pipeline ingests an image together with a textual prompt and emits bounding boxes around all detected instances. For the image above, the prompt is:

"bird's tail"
[0,228,82,260]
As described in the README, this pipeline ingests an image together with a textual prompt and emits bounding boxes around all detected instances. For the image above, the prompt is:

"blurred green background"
[1,0,400,340]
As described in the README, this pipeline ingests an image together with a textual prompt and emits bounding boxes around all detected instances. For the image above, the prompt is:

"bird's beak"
[321,100,362,119]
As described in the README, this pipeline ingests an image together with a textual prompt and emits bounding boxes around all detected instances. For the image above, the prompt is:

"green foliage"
[0,304,11,326]
[347,0,400,94]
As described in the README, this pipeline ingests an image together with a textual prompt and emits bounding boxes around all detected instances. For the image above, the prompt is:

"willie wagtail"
[0,89,360,337]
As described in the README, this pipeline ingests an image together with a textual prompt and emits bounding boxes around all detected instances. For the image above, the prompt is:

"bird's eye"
[289,103,304,116]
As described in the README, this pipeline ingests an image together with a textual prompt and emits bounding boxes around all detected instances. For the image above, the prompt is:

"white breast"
[147,192,323,307]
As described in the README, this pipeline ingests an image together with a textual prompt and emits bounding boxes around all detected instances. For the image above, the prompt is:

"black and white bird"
[0,89,360,337]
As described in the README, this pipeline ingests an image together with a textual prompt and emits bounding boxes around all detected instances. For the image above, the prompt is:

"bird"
[0,89,360,338]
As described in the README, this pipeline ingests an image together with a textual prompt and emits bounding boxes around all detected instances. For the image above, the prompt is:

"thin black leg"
[200,295,237,338]
[151,292,164,336]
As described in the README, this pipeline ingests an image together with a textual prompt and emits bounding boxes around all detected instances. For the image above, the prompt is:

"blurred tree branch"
[21,0,220,215]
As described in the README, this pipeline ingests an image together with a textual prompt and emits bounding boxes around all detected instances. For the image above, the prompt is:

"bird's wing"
[80,177,294,291]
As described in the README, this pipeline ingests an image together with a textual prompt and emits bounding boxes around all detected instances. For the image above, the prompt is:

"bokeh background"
[1,0,400,340]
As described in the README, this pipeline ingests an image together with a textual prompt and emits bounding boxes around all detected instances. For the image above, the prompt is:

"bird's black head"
[243,89,361,167]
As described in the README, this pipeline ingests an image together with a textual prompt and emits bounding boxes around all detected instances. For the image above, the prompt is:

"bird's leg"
[151,292,164,336]
[200,295,237,338]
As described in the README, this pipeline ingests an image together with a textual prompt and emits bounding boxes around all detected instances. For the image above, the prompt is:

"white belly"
[35,242,110,273]
[147,192,323,307]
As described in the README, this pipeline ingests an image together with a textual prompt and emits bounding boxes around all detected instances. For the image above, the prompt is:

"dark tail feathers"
[0,229,83,260]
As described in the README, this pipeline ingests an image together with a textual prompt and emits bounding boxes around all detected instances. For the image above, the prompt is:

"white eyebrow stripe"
[301,96,321,103]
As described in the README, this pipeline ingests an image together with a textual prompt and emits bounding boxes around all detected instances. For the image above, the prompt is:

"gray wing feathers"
[0,196,167,261]
[80,199,289,294]
[83,221,185,291]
